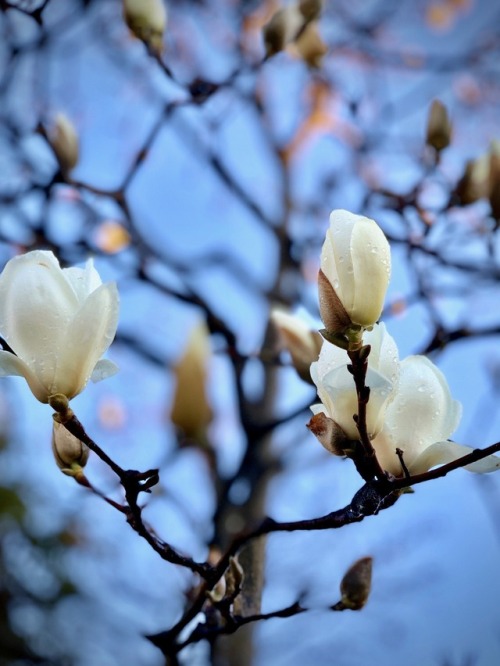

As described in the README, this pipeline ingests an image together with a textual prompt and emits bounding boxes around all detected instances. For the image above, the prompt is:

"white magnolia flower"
[310,323,399,441]
[0,250,119,403]
[319,209,391,333]
[372,355,500,476]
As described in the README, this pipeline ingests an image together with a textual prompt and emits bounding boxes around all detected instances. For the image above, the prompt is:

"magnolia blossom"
[0,250,119,403]
[310,323,399,441]
[372,355,499,476]
[319,209,391,333]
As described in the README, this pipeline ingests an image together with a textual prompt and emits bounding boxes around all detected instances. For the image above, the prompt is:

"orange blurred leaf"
[94,220,130,254]
[283,81,359,162]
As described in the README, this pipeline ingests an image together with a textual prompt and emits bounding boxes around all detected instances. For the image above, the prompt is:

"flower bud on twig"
[52,420,89,474]
[123,0,167,56]
[294,21,328,68]
[306,411,350,456]
[170,320,213,441]
[319,210,391,336]
[49,113,79,174]
[488,141,500,221]
[333,556,373,611]
[263,5,304,56]
[298,0,323,22]
[425,99,452,152]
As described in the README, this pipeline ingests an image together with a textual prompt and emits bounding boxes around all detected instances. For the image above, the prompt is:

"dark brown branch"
[347,346,387,482]
[60,415,210,578]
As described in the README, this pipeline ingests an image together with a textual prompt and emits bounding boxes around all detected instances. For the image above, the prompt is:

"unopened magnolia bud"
[271,309,322,383]
[49,113,79,174]
[333,556,373,611]
[263,5,304,56]
[455,157,489,205]
[488,142,500,220]
[123,0,167,56]
[319,210,391,333]
[307,411,350,456]
[170,320,213,441]
[426,100,452,152]
[52,420,89,472]
[294,21,328,68]
[298,0,323,22]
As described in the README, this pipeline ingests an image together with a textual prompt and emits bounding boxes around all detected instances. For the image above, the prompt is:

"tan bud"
[487,141,500,220]
[170,320,213,441]
[263,5,304,56]
[123,0,167,56]
[52,420,89,472]
[455,156,489,205]
[333,556,373,611]
[294,21,328,68]
[306,411,349,456]
[49,113,79,174]
[298,0,323,22]
[426,100,452,152]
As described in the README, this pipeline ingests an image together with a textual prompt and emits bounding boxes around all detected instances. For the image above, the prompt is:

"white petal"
[311,360,337,422]
[320,231,344,303]
[54,282,119,398]
[363,323,400,389]
[350,216,391,326]
[0,251,78,389]
[410,441,500,475]
[326,210,357,311]
[90,359,119,383]
[322,365,359,439]
[63,258,102,301]
[310,402,327,416]
[0,350,49,402]
[364,367,395,437]
[374,355,461,474]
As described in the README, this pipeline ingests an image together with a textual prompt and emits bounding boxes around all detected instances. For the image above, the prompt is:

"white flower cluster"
[309,209,499,477]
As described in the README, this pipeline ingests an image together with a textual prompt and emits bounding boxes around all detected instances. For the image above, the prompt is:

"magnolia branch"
[347,345,387,482]
[50,398,209,578]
